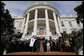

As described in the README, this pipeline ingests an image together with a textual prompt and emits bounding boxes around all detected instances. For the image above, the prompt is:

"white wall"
[13,16,83,34]
[60,17,83,34]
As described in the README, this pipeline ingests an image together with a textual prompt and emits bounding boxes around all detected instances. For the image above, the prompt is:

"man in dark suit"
[43,40,47,52]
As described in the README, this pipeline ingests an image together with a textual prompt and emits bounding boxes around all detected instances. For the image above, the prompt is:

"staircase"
[7,52,76,55]
[7,39,76,55]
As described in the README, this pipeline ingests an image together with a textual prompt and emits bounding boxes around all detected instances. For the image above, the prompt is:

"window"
[38,9,45,18]
[29,10,35,20]
[40,28,44,31]
[19,22,22,28]
[15,21,19,27]
[69,21,72,27]
[48,9,54,20]
[61,21,64,27]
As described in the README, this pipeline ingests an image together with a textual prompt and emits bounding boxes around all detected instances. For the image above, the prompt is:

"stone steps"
[7,52,76,55]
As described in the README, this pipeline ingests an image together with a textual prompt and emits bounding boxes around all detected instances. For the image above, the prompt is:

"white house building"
[12,2,83,40]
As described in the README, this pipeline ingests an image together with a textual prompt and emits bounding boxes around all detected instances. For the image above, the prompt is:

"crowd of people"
[59,29,83,54]
[1,29,83,55]
[5,36,41,53]
[42,29,83,54]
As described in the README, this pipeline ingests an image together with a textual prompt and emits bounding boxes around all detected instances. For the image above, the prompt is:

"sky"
[2,1,82,16]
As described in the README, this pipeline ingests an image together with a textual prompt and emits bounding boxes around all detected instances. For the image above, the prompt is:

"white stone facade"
[12,2,83,40]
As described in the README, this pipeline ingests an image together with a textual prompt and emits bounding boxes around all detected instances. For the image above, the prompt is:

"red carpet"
[40,40,44,52]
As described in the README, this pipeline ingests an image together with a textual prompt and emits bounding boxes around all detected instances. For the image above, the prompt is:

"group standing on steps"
[1,29,83,55]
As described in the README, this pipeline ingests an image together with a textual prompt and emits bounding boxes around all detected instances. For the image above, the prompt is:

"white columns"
[21,17,26,33]
[53,12,60,36]
[22,13,30,38]
[45,9,51,38]
[57,16,63,33]
[32,9,38,36]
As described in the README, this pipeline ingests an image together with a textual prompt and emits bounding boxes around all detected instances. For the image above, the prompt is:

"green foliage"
[74,2,83,24]
[1,2,14,35]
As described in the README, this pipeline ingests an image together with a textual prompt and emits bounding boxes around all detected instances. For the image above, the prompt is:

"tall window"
[29,10,35,20]
[38,9,45,18]
[61,21,64,27]
[19,22,22,28]
[69,21,72,27]
[48,9,54,20]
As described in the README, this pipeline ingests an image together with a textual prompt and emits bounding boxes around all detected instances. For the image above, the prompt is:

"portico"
[21,2,63,40]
